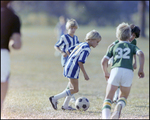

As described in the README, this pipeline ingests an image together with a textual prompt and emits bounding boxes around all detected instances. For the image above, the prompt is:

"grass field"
[1,25,149,119]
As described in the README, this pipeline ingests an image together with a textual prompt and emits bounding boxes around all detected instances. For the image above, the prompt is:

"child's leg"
[66,82,70,90]
[111,86,131,119]
[102,99,112,119]
[65,82,76,102]
[102,83,118,119]
[53,86,72,100]
[69,78,79,94]
[63,82,73,108]
[119,85,131,99]
[113,86,120,103]
[111,97,127,119]
[62,78,78,109]
[49,87,72,110]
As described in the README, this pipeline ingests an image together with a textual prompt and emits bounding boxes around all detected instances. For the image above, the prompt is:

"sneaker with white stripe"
[111,104,122,119]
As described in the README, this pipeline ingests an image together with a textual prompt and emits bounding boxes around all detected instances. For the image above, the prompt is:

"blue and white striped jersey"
[55,34,79,53]
[63,42,91,79]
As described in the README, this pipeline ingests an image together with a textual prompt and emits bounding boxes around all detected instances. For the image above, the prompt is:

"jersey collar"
[119,41,129,43]
[67,34,74,38]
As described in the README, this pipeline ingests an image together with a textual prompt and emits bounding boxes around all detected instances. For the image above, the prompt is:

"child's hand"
[138,69,144,78]
[62,52,68,57]
[105,73,110,81]
[133,63,137,69]
[84,73,89,81]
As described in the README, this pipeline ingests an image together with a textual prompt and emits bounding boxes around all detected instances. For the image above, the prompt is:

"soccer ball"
[75,97,90,111]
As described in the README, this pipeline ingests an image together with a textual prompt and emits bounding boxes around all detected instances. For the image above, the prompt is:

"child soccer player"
[54,16,67,57]
[49,30,101,110]
[101,22,144,119]
[54,18,79,67]
[107,24,141,104]
[54,18,80,102]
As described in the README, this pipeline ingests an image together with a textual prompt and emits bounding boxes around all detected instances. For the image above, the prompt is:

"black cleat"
[49,96,58,110]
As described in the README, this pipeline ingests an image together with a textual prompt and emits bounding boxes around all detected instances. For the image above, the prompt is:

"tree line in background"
[11,1,149,37]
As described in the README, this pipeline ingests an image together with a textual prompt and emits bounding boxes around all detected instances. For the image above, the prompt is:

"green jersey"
[106,41,141,70]
[130,39,137,46]
[113,39,137,46]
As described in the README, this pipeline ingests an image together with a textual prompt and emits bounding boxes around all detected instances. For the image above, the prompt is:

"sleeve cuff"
[55,45,59,47]
[104,55,110,60]
[112,42,115,45]
[136,50,142,55]
[78,60,85,64]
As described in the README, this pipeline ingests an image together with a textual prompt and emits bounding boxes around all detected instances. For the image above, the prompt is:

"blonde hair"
[116,22,131,41]
[66,19,79,30]
[85,30,101,41]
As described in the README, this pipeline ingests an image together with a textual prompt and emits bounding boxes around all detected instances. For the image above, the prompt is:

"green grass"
[1,25,149,119]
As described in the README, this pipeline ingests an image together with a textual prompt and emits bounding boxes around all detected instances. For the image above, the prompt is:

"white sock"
[117,97,127,108]
[54,89,71,100]
[62,96,72,108]
[102,108,111,119]
[102,99,112,119]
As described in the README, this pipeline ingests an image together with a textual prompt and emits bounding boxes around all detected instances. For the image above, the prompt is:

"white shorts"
[108,67,133,87]
[1,49,10,83]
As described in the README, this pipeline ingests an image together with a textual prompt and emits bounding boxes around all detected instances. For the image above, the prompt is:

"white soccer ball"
[75,97,90,111]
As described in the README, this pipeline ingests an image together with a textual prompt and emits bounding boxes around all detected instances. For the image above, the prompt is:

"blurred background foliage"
[10,1,149,28]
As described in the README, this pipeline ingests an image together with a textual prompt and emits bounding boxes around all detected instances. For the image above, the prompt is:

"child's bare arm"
[101,57,110,81]
[66,51,70,56]
[78,62,89,80]
[54,46,67,57]
[133,55,137,69]
[137,51,145,78]
[9,33,22,50]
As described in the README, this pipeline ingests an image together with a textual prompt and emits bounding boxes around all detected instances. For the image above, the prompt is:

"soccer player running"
[107,24,141,104]
[1,1,22,110]
[49,30,101,110]
[54,18,80,102]
[101,22,144,119]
